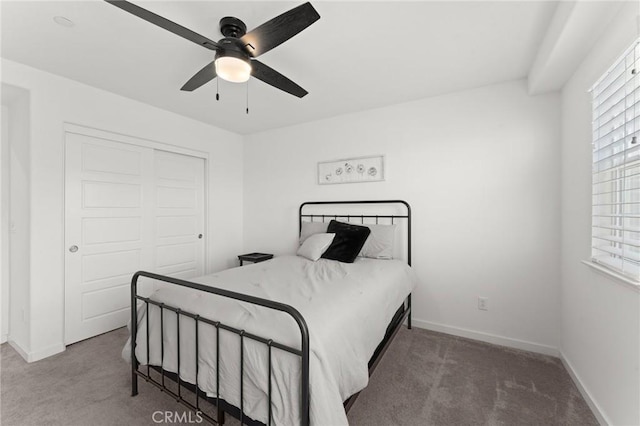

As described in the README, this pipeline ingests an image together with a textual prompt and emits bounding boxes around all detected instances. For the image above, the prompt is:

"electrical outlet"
[478,297,489,311]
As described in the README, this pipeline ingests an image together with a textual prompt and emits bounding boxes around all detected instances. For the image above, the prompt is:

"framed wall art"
[318,155,385,185]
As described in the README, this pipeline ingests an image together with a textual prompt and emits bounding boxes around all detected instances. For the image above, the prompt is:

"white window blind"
[591,38,640,282]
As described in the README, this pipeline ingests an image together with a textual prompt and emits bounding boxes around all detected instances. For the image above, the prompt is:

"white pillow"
[299,221,329,245]
[359,223,397,259]
[297,233,335,261]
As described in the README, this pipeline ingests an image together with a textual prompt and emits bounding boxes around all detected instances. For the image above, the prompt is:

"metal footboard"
[130,271,310,426]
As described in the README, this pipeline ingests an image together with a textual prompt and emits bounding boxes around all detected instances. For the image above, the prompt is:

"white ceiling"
[1,1,558,134]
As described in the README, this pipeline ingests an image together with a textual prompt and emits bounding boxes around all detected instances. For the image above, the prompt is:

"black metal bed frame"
[130,200,412,425]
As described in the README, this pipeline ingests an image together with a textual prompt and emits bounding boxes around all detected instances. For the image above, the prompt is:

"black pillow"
[321,220,371,263]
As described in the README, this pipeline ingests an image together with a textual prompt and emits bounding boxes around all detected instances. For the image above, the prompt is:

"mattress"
[123,255,417,425]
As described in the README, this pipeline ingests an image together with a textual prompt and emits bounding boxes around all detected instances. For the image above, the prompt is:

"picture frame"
[318,155,385,185]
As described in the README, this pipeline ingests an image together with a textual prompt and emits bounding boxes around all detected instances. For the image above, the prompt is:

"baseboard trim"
[8,340,65,363]
[8,339,30,361]
[27,343,65,362]
[560,352,610,426]
[411,318,559,357]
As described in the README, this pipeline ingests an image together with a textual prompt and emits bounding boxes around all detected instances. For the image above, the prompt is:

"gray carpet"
[1,326,598,426]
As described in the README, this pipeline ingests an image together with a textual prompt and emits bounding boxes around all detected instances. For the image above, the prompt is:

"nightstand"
[238,252,273,266]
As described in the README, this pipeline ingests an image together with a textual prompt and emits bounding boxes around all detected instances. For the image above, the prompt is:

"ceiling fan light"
[215,56,251,83]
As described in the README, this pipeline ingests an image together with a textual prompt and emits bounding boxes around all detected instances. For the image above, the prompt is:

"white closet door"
[64,134,205,344]
[64,133,154,344]
[153,150,205,279]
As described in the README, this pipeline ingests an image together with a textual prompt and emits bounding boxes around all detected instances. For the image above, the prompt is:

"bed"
[125,200,415,425]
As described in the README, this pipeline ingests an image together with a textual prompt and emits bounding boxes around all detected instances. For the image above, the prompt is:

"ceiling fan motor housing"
[216,38,252,64]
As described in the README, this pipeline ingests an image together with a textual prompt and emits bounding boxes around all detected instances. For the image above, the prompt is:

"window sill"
[581,260,640,293]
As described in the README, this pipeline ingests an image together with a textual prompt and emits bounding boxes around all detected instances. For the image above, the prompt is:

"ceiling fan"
[104,1,320,98]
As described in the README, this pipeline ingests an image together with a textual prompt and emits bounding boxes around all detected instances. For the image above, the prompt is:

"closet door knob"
[69,245,78,253]
[198,234,203,239]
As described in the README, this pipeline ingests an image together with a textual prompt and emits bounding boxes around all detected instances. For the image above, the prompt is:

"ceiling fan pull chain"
[246,80,250,114]
[216,78,220,101]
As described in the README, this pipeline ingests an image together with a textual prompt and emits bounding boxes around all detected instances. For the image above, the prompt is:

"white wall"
[244,79,562,355]
[560,2,640,425]
[2,86,31,357]
[1,59,244,362]
[1,104,9,343]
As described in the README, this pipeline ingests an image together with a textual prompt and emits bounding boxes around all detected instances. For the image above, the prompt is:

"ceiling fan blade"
[241,2,320,58]
[104,0,220,51]
[181,61,217,91]
[251,60,308,98]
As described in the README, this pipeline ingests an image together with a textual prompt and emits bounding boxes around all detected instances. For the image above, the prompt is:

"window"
[591,38,640,282]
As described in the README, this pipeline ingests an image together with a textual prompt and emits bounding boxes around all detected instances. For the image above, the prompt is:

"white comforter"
[123,255,416,425]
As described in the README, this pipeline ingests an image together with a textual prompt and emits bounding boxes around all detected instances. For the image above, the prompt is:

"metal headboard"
[299,200,412,266]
